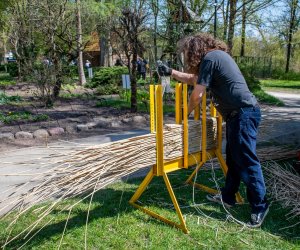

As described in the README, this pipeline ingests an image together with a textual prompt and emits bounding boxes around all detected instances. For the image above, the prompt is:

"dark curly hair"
[178,33,228,74]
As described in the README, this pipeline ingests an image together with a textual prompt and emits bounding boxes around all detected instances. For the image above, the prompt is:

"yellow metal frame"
[129,83,243,234]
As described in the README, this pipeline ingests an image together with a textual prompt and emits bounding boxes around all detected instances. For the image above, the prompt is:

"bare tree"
[238,0,274,56]
[112,3,147,112]
[227,0,237,51]
[5,0,85,105]
[151,0,159,61]
[76,0,87,85]
[285,0,299,72]
[7,0,36,78]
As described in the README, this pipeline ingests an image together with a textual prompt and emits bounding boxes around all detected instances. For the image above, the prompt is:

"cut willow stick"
[0,118,217,222]
[263,161,300,220]
[1,119,217,244]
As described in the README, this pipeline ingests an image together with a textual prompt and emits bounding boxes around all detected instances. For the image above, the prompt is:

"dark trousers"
[221,106,268,213]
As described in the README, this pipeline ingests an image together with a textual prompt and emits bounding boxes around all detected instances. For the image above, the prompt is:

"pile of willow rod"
[257,146,298,162]
[0,119,217,244]
[263,161,300,221]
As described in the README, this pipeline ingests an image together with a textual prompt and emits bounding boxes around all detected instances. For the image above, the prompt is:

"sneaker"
[247,206,269,228]
[206,193,235,208]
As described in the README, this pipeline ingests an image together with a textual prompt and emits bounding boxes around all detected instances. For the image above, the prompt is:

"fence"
[233,56,286,79]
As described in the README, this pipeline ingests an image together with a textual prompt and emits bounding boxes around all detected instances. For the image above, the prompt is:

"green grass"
[0,92,22,105]
[0,168,299,249]
[0,111,49,124]
[96,98,175,113]
[260,79,300,89]
[0,72,16,86]
[253,88,285,106]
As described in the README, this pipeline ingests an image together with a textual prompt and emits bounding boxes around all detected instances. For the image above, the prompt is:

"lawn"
[252,88,284,106]
[0,167,299,249]
[260,79,300,90]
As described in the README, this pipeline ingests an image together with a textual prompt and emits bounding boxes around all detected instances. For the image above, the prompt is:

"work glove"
[157,60,172,76]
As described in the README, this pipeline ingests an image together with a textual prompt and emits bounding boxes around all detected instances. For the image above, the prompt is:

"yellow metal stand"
[129,83,243,234]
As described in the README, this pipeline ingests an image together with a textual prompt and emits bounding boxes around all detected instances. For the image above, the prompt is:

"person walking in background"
[115,58,123,66]
[85,60,93,79]
[157,33,269,228]
[137,57,148,80]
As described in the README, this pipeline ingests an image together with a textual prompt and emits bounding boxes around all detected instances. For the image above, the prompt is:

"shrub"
[64,65,78,78]
[86,66,128,88]
[0,92,22,104]
[0,73,16,86]
[137,89,149,102]
[239,63,261,91]
[0,64,6,72]
[270,68,300,81]
[95,84,120,95]
[0,111,49,124]
[7,63,18,77]
[137,78,147,87]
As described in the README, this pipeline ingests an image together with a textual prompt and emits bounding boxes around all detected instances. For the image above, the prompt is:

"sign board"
[122,74,131,89]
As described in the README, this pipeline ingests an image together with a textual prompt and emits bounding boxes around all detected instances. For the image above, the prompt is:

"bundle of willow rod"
[257,146,298,162]
[263,161,300,220]
[1,119,217,245]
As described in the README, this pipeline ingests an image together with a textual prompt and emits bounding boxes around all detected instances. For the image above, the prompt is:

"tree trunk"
[76,0,86,85]
[154,14,158,61]
[214,0,217,38]
[223,0,230,40]
[227,0,237,53]
[3,34,7,72]
[108,43,112,67]
[152,0,158,61]
[285,0,298,73]
[131,36,138,113]
[240,1,246,57]
[99,36,106,66]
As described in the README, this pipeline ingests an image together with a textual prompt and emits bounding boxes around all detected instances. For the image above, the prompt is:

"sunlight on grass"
[0,168,299,249]
[253,88,284,106]
[260,79,300,89]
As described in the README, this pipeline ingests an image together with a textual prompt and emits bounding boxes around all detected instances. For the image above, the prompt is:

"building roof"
[84,32,100,52]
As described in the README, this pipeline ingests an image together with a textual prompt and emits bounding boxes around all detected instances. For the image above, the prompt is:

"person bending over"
[157,33,269,228]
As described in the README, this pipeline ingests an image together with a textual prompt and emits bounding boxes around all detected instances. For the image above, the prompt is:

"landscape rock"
[95,120,111,128]
[111,121,123,128]
[65,125,77,134]
[15,131,33,139]
[86,122,97,129]
[48,127,65,136]
[122,118,132,123]
[67,118,82,123]
[0,133,15,140]
[33,129,49,139]
[132,115,147,124]
[76,124,89,132]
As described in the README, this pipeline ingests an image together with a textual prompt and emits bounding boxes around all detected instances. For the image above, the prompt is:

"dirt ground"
[0,83,153,152]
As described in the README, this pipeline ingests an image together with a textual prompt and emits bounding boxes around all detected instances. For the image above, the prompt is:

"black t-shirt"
[197,50,257,119]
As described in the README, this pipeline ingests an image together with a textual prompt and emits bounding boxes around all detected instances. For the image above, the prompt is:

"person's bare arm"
[188,84,206,114]
[170,69,198,85]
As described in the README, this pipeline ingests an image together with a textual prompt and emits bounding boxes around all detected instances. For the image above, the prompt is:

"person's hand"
[157,60,172,76]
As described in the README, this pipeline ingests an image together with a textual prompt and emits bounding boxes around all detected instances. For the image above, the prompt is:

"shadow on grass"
[263,84,300,89]
[1,187,136,249]
[2,168,299,248]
